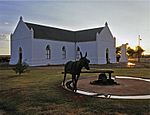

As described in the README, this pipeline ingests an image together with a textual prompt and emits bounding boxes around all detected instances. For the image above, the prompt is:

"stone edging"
[62,76,150,99]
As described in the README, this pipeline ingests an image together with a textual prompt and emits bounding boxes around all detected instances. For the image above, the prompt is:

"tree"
[134,46,144,62]
[116,45,144,62]
[127,47,135,58]
[116,46,121,55]
[116,46,121,62]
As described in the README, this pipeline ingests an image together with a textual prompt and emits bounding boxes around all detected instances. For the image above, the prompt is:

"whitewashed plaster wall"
[9,17,33,65]
[31,39,75,66]
[77,41,98,64]
[96,25,116,64]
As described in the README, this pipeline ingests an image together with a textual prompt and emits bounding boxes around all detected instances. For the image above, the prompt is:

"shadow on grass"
[0,75,24,81]
[0,101,16,111]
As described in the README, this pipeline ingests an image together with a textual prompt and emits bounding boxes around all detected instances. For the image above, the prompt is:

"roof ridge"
[25,21,104,32]
[76,27,104,33]
[25,22,74,32]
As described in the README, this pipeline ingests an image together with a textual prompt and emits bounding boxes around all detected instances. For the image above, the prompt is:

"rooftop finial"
[20,16,23,21]
[30,27,33,31]
[105,22,108,26]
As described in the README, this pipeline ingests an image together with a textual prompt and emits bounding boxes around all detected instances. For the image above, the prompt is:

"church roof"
[75,28,104,42]
[25,22,104,42]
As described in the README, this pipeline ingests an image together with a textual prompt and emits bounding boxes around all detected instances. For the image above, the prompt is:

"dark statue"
[90,73,119,85]
[63,52,90,92]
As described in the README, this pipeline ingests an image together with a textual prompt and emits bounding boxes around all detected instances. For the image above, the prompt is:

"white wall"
[96,25,116,64]
[31,40,99,66]
[77,41,98,64]
[31,39,75,66]
[9,18,33,65]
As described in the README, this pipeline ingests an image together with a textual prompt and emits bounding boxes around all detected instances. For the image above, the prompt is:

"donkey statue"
[63,52,90,92]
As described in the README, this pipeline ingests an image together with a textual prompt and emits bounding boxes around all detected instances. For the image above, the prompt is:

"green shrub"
[13,61,29,75]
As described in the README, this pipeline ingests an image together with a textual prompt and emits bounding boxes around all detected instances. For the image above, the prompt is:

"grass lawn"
[0,66,150,115]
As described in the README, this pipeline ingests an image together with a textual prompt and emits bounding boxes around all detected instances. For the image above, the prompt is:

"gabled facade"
[10,17,116,66]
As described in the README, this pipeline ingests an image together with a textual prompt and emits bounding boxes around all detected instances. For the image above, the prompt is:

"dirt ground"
[78,76,150,96]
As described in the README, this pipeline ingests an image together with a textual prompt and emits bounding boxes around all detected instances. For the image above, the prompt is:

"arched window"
[106,48,110,64]
[46,45,51,59]
[76,46,80,59]
[62,46,66,59]
[19,47,22,63]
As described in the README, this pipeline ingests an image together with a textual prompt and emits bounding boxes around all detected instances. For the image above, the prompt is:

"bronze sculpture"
[63,52,90,92]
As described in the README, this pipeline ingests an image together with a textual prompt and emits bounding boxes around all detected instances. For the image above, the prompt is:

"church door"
[106,48,110,64]
[19,47,22,64]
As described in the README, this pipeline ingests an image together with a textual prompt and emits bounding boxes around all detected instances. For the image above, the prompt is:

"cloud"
[0,34,10,41]
[0,34,10,55]
[0,40,10,55]
[0,1,149,54]
[4,22,9,25]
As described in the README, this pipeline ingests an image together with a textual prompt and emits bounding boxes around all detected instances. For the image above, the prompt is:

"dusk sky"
[0,0,149,55]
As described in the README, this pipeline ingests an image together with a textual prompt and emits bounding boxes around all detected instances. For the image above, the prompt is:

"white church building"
[10,17,116,66]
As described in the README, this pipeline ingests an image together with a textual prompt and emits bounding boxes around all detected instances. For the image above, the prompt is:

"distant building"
[10,17,116,66]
